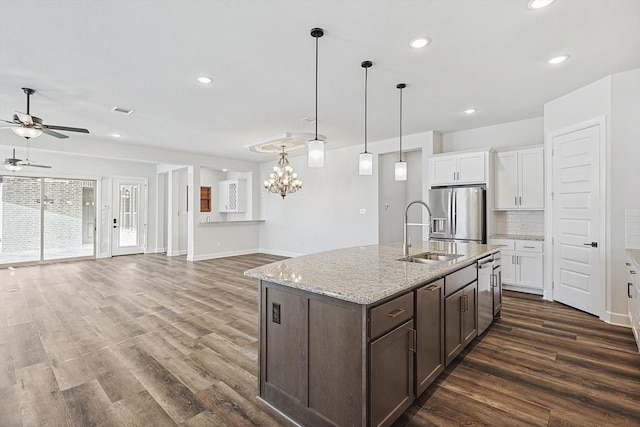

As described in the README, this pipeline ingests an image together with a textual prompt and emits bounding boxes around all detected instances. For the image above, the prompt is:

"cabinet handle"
[409,329,417,353]
[426,284,440,291]
[523,245,535,249]
[629,283,633,298]
[626,262,631,266]
[490,274,495,288]
[631,271,637,275]
[512,255,515,264]
[515,196,518,206]
[388,308,405,318]
[519,196,522,205]
[461,294,468,312]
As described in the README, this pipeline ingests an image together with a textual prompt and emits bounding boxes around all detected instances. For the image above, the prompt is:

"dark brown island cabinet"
[257,259,498,427]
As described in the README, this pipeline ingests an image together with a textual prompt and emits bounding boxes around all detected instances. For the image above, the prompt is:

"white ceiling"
[1,0,639,162]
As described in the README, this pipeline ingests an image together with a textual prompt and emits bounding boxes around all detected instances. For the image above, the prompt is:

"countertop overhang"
[245,242,500,305]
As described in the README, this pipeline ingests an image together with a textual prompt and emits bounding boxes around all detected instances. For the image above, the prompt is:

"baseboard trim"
[606,310,631,327]
[257,248,305,258]
[191,248,260,261]
[167,250,188,257]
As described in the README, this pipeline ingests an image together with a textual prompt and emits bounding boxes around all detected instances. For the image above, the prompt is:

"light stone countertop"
[627,249,640,270]
[198,220,265,225]
[245,241,500,305]
[490,234,544,241]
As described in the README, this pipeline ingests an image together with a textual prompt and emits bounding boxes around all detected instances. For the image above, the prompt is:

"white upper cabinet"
[429,151,487,186]
[219,179,246,213]
[495,147,544,210]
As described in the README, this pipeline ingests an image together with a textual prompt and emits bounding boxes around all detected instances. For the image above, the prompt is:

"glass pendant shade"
[4,163,23,172]
[359,152,373,175]
[12,127,42,139]
[395,161,407,181]
[307,138,324,168]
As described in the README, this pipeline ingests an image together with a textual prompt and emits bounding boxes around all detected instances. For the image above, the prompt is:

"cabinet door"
[502,250,516,284]
[370,320,415,427]
[415,280,444,396]
[444,288,463,366]
[457,152,486,184]
[218,181,230,212]
[519,148,544,209]
[494,151,518,209]
[517,252,543,289]
[462,282,477,346]
[430,156,457,186]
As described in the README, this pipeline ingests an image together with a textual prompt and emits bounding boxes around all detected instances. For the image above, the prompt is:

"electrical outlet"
[272,303,281,324]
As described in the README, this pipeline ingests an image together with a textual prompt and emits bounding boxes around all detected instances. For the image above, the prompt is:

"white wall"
[610,69,640,320]
[0,149,159,259]
[543,68,640,325]
[442,117,543,152]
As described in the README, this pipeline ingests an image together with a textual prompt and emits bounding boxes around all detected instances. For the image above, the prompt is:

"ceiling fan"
[0,87,90,139]
[3,148,51,171]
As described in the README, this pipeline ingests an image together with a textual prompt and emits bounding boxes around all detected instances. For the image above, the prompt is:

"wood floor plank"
[2,255,639,426]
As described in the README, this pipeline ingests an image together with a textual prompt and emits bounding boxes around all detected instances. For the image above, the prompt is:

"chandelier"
[263,146,302,199]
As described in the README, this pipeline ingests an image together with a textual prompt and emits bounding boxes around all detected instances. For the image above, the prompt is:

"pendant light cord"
[314,34,318,140]
[364,66,368,153]
[399,86,403,162]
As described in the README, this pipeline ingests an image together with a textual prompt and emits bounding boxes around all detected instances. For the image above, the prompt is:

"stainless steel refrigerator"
[428,186,485,243]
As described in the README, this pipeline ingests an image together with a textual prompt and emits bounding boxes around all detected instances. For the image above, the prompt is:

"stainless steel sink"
[398,252,462,265]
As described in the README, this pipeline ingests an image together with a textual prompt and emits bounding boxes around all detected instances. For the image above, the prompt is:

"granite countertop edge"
[245,242,500,305]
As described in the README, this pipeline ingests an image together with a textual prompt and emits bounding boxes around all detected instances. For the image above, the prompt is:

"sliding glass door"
[0,175,96,266]
[0,176,42,264]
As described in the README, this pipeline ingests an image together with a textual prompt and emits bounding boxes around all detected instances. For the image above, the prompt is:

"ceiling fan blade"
[14,112,33,125]
[22,162,52,169]
[44,125,89,134]
[42,128,69,139]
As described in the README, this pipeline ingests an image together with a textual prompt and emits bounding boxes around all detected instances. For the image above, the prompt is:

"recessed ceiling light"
[527,0,555,9]
[546,55,570,65]
[197,76,213,84]
[464,108,477,115]
[409,37,430,49]
[112,133,121,138]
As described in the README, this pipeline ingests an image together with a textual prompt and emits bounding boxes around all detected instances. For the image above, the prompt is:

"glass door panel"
[112,177,145,256]
[0,176,42,265]
[43,178,96,261]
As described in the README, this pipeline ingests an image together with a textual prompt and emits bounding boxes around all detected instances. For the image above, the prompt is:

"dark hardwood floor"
[1,254,639,426]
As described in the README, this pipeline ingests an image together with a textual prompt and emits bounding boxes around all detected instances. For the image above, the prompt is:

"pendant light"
[308,27,325,168]
[394,83,407,181]
[359,61,373,175]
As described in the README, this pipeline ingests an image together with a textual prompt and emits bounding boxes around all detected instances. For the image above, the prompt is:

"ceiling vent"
[111,106,135,115]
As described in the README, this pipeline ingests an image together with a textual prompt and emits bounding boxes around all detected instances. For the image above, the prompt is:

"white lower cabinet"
[489,239,543,292]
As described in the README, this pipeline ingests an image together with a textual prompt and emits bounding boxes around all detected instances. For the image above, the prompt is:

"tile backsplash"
[494,210,544,236]
[626,209,640,249]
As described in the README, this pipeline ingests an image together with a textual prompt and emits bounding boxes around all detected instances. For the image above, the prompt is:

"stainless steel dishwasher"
[477,255,494,335]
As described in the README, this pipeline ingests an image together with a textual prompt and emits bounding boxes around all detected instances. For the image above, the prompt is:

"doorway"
[111,177,147,256]
[551,121,604,316]
[378,150,423,244]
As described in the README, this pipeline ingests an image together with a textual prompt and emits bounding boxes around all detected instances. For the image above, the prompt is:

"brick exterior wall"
[1,176,93,254]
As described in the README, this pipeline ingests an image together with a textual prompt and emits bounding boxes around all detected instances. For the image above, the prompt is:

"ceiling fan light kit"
[1,87,90,140]
[308,27,325,168]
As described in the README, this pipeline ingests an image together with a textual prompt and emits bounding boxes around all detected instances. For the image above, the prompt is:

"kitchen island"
[245,241,500,427]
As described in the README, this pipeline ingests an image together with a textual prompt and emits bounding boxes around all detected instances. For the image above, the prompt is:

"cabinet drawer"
[370,292,414,339]
[488,239,515,251]
[516,241,543,253]
[444,263,477,297]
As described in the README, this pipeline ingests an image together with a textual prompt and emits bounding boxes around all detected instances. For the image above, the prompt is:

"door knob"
[583,242,598,248]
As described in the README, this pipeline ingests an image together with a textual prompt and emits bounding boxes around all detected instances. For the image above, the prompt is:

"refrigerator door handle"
[450,190,456,236]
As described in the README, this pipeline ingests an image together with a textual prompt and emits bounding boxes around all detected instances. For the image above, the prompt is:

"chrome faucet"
[403,200,433,257]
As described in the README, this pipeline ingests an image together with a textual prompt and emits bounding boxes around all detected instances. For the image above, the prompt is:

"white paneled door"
[552,124,602,316]
[112,177,147,256]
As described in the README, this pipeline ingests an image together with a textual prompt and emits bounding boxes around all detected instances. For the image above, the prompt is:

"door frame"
[110,176,148,257]
[544,116,607,320]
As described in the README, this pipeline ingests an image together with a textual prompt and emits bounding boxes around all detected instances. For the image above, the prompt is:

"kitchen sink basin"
[398,252,463,265]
